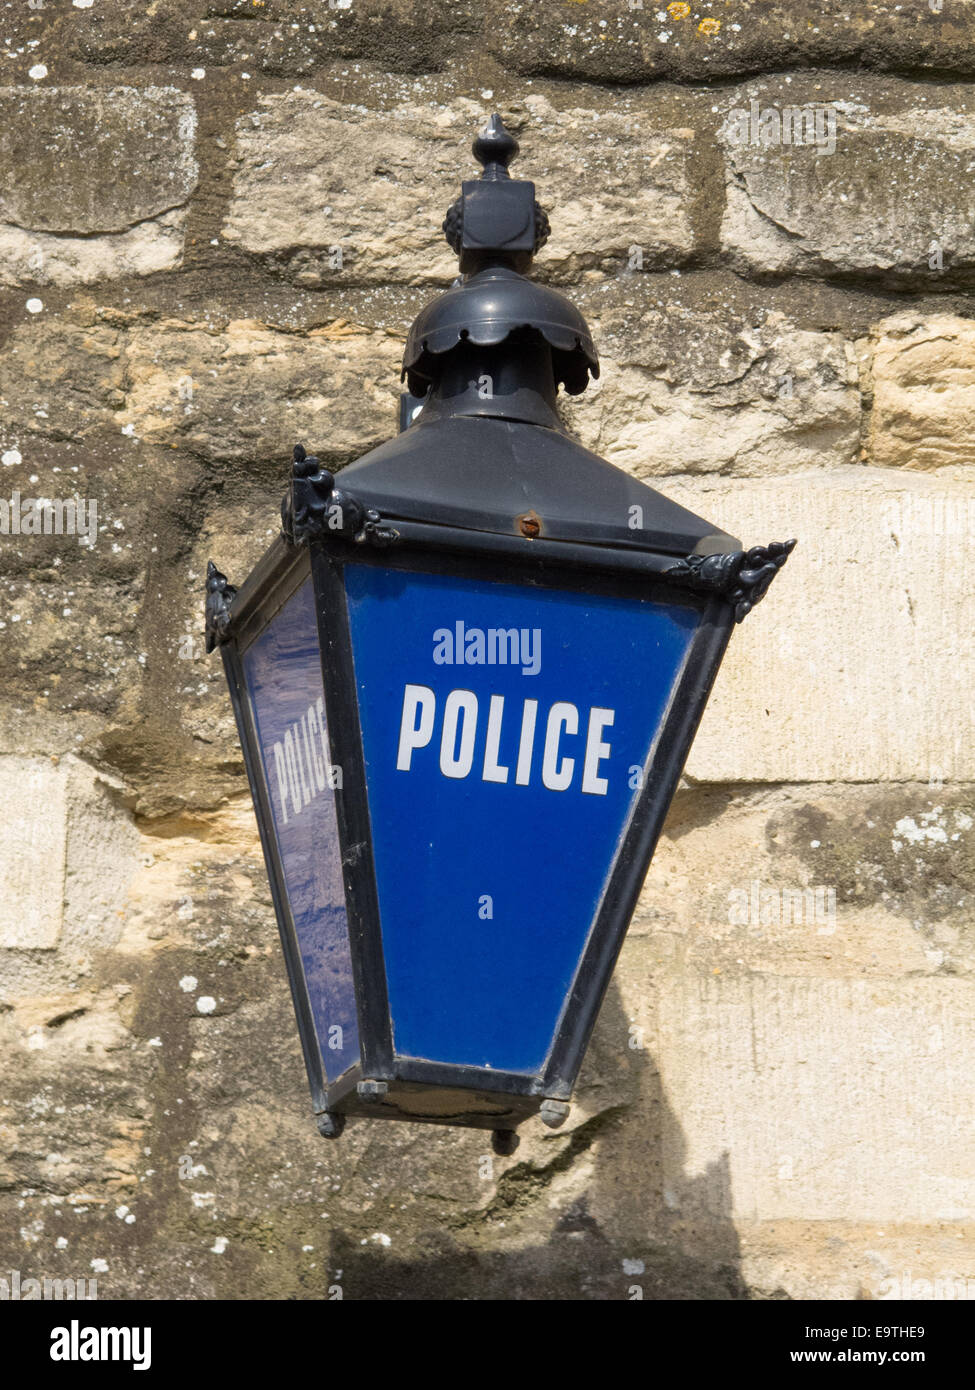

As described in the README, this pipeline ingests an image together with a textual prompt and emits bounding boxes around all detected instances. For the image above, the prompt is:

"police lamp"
[205,115,794,1146]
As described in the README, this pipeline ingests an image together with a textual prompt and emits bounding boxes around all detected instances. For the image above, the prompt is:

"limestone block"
[223,93,698,284]
[672,468,975,782]
[720,78,975,282]
[487,1,975,84]
[633,782,975,980]
[0,757,66,949]
[564,308,860,475]
[0,87,197,287]
[645,971,975,1223]
[862,312,975,470]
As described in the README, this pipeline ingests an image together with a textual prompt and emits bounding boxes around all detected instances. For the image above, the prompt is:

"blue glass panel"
[242,577,359,1080]
[344,563,700,1075]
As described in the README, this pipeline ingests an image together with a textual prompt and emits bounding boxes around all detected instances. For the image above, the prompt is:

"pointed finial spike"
[472,114,519,178]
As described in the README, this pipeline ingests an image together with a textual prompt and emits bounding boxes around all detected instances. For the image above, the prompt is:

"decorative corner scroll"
[281,444,400,549]
[205,559,237,653]
[663,539,796,623]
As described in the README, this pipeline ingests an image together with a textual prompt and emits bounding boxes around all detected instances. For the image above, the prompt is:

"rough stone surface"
[0,301,403,474]
[720,76,975,284]
[223,92,698,284]
[117,317,403,466]
[0,755,138,1000]
[635,782,975,980]
[506,95,698,279]
[566,307,860,475]
[861,311,975,470]
[65,0,483,76]
[222,93,462,286]
[11,1,975,84]
[487,1,975,84]
[0,87,197,287]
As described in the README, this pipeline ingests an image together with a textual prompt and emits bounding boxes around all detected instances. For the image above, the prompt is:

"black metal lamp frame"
[209,499,780,1138]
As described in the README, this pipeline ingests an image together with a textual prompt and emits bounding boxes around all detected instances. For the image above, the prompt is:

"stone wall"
[0,1,973,1301]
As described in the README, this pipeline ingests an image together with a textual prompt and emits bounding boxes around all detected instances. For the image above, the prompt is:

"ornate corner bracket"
[663,539,796,622]
[205,559,237,653]
[281,444,400,550]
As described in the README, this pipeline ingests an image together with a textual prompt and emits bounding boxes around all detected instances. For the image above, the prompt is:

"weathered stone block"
[513,95,697,278]
[0,87,197,287]
[222,94,464,286]
[564,307,860,475]
[65,0,480,75]
[0,304,403,467]
[861,312,975,470]
[487,1,975,85]
[719,78,975,283]
[0,756,137,994]
[0,316,127,443]
[633,782,975,977]
[223,93,698,284]
[32,0,975,85]
[118,316,403,467]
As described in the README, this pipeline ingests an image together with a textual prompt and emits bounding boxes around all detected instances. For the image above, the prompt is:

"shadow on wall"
[325,980,754,1300]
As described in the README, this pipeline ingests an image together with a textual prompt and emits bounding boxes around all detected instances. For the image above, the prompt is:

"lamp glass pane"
[344,562,701,1075]
[241,576,359,1080]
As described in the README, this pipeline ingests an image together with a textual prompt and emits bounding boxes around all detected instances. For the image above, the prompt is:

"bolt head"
[539,1099,570,1129]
